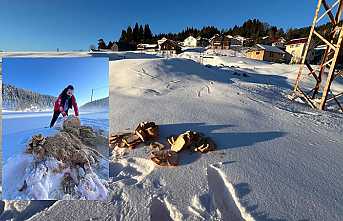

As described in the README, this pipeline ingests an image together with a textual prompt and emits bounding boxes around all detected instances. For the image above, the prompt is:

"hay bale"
[63,116,81,130]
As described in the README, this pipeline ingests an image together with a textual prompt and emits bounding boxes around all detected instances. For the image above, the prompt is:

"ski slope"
[0,51,343,220]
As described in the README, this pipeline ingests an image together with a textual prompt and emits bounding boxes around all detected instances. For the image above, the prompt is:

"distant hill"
[2,84,56,112]
[80,97,109,112]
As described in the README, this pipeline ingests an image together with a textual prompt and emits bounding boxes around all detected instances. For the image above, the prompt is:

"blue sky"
[2,57,109,105]
[1,0,318,51]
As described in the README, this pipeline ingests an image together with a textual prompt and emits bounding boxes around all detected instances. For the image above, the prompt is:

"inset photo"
[2,57,109,200]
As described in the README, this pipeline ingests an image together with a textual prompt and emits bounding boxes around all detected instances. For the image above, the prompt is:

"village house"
[229,35,254,47]
[260,36,272,45]
[137,43,158,52]
[272,37,287,49]
[209,34,230,50]
[285,38,314,64]
[110,43,119,51]
[246,44,286,63]
[312,45,343,66]
[183,36,197,47]
[196,36,210,47]
[158,38,182,54]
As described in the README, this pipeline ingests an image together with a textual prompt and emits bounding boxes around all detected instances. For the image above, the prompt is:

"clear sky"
[1,0,318,51]
[2,57,109,105]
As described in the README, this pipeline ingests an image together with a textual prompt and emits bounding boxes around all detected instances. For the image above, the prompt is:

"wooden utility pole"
[292,0,343,112]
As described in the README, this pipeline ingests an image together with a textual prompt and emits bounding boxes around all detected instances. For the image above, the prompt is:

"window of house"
[256,51,260,55]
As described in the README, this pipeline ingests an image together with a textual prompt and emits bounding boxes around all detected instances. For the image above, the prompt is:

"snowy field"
[0,51,343,220]
[2,110,109,200]
[2,111,109,163]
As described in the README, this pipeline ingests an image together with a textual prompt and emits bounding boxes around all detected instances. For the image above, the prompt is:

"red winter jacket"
[54,95,79,116]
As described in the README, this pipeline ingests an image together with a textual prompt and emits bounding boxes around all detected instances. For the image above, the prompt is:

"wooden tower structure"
[292,0,343,112]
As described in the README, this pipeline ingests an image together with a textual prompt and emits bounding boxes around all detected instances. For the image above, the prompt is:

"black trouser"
[49,109,69,128]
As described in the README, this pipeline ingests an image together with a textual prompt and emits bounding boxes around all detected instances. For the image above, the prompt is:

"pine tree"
[144,24,153,43]
[97,39,107,49]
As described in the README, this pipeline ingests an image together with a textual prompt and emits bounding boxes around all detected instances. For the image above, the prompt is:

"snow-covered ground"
[0,51,343,220]
[106,54,343,221]
[2,110,109,200]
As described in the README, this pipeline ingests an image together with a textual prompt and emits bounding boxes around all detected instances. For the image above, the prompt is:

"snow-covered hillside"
[80,97,109,112]
[2,84,56,112]
[0,52,342,220]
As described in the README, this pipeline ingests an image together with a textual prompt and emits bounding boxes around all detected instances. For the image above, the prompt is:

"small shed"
[246,44,285,63]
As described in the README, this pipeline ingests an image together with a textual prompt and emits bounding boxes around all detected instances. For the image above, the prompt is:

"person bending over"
[50,85,79,128]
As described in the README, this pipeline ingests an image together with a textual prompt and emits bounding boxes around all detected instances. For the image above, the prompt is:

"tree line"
[96,19,340,51]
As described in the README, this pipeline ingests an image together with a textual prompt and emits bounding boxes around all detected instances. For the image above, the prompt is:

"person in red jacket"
[50,85,79,128]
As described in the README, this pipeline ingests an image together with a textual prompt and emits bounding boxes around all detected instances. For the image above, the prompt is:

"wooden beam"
[329,90,343,111]
[319,25,343,109]
[322,0,337,25]
[313,30,337,50]
[335,0,343,22]
[305,61,319,81]
[327,92,343,101]
[293,0,323,92]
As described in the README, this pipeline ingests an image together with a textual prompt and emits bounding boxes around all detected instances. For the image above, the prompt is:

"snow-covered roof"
[158,37,168,45]
[234,35,246,41]
[184,36,196,41]
[196,36,208,40]
[256,44,285,54]
[286,38,308,45]
[137,43,158,49]
[209,34,220,41]
[315,45,327,50]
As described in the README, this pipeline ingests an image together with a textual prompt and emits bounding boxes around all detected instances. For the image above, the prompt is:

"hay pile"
[26,117,107,168]
[19,116,109,199]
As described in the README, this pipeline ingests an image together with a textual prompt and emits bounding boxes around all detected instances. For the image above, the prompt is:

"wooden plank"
[329,90,343,111]
[319,24,343,109]
[335,0,343,22]
[322,0,337,25]
[305,61,319,81]
[313,30,337,50]
[294,0,323,92]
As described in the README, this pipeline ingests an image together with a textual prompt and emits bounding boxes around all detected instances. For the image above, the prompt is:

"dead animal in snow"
[168,131,201,152]
[135,121,159,141]
[168,131,216,153]
[192,137,217,153]
[149,142,165,151]
[150,150,179,167]
[109,121,159,149]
